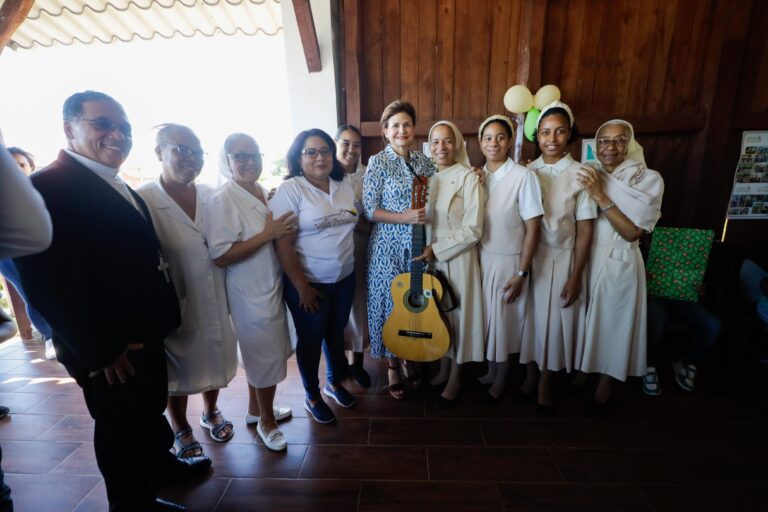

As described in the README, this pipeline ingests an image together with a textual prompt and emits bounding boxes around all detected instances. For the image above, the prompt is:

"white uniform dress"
[137,181,237,396]
[205,180,292,388]
[480,158,544,360]
[576,159,664,380]
[520,154,597,372]
[427,163,485,364]
[343,164,370,352]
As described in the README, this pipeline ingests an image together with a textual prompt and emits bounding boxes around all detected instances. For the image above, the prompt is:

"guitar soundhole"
[403,290,427,313]
[408,293,424,308]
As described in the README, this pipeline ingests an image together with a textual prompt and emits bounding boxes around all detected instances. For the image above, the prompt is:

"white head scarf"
[428,120,470,168]
[537,101,575,129]
[218,133,261,183]
[477,114,515,144]
[595,119,646,166]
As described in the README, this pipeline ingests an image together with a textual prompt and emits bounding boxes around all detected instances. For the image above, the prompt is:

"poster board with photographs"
[581,139,598,165]
[727,131,768,219]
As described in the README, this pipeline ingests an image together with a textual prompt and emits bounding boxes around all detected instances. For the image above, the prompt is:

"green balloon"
[524,107,540,142]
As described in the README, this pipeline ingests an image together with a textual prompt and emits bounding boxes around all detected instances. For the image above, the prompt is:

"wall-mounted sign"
[727,131,768,219]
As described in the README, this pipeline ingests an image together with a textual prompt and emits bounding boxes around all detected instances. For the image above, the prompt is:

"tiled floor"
[1,336,767,511]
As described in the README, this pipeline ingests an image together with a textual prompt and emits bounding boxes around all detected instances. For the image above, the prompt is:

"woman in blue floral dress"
[363,100,436,399]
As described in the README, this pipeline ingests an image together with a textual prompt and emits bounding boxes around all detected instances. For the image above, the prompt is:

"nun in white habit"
[137,123,238,457]
[416,120,485,405]
[204,133,296,451]
[573,119,664,410]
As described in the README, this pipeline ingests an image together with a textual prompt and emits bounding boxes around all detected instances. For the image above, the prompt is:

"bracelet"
[599,202,615,213]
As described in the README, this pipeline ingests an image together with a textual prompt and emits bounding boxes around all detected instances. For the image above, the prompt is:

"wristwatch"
[517,270,529,277]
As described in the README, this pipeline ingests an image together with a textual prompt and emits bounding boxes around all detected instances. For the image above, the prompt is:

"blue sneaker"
[304,397,336,424]
[322,384,356,408]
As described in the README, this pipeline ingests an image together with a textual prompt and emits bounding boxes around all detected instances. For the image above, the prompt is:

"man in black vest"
[15,91,210,511]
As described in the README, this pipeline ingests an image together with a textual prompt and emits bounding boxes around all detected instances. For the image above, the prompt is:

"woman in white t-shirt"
[272,129,358,425]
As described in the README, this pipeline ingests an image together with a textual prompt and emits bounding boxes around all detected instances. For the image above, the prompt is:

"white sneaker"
[245,405,292,425]
[44,339,56,360]
[30,330,47,343]
[256,422,287,451]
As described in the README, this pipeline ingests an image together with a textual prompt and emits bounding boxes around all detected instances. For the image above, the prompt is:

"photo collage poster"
[727,131,768,219]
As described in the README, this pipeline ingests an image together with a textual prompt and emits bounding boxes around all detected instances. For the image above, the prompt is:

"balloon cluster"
[502,84,562,141]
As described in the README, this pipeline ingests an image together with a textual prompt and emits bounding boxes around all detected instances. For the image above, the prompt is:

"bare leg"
[201,388,232,438]
[440,358,461,400]
[488,360,510,399]
[255,385,278,433]
[168,394,203,457]
[167,395,190,434]
[429,356,450,386]
[520,361,539,395]
[247,384,261,416]
[594,374,612,404]
[538,369,554,406]
[477,360,496,386]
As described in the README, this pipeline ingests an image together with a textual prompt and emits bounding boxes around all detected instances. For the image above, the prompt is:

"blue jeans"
[284,273,355,400]
[647,297,721,366]
[0,258,52,339]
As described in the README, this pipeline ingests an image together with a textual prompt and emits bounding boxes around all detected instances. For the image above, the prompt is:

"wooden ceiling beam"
[0,0,35,56]
[293,0,322,73]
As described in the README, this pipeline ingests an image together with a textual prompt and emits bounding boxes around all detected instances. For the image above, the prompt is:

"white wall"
[281,0,339,137]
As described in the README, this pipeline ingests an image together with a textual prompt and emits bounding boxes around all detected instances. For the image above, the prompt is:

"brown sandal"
[387,365,405,400]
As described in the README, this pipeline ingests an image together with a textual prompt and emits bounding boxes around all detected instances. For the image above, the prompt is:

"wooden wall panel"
[359,0,382,121]
[417,0,437,121]
[341,0,766,242]
[435,0,456,121]
[381,0,401,105]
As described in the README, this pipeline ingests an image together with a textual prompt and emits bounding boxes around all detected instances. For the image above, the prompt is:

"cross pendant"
[157,251,171,283]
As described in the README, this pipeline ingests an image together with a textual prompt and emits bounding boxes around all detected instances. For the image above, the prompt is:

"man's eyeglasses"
[162,143,205,159]
[76,117,132,138]
[596,136,629,148]
[227,152,263,163]
[301,147,332,158]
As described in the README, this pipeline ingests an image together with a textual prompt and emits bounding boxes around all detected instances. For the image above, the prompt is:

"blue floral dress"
[363,144,436,359]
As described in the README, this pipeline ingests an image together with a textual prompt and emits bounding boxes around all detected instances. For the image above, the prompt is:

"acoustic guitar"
[383,175,451,362]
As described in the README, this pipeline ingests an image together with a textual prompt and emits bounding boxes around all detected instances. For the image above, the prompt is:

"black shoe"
[152,454,211,489]
[349,363,371,388]
[149,498,187,511]
[534,402,554,417]
[0,405,9,419]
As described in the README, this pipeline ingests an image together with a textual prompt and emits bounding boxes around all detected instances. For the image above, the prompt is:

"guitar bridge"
[397,330,433,339]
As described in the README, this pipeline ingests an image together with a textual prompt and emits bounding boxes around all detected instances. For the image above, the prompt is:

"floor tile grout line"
[30,413,70,441]
[210,477,233,512]
[634,483,659,512]
[68,476,104,512]
[546,447,568,483]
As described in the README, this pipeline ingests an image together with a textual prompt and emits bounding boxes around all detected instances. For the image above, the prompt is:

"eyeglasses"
[162,143,204,159]
[77,117,132,137]
[301,147,332,158]
[227,152,263,163]
[596,136,629,148]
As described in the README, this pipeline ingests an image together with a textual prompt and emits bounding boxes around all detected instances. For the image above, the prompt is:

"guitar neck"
[411,224,425,296]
